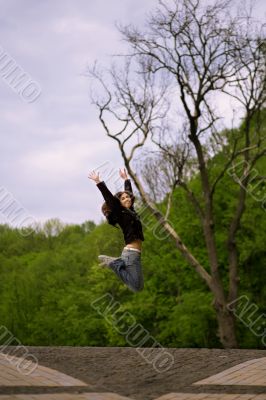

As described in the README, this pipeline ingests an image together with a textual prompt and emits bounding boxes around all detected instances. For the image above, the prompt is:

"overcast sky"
[0,0,265,229]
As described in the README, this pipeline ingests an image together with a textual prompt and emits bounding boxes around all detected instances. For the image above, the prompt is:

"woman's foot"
[98,255,117,267]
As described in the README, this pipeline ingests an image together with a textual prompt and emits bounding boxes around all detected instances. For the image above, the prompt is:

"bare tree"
[89,0,266,348]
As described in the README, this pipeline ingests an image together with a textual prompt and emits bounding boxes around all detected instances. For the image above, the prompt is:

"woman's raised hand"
[88,170,101,184]
[119,168,128,180]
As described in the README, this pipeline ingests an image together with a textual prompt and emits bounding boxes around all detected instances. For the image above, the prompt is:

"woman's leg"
[108,248,144,292]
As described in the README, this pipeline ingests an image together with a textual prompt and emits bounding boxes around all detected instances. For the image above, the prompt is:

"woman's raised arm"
[88,170,101,184]
[88,170,120,210]
[119,168,133,193]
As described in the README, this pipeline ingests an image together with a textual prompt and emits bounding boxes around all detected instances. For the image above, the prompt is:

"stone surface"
[0,348,265,400]
[194,358,266,387]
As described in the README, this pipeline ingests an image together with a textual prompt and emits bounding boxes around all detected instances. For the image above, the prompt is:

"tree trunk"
[214,300,238,348]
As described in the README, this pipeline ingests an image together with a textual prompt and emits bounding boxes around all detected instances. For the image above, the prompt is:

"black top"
[96,179,144,245]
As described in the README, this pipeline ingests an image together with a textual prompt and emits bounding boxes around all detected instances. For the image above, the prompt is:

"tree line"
[0,118,265,348]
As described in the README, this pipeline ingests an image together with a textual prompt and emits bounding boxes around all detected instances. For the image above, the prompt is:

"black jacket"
[96,179,144,245]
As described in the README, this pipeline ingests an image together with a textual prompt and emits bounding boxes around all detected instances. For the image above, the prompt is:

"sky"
[0,0,265,229]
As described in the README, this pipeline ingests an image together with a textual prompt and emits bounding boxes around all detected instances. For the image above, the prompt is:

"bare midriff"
[125,239,142,251]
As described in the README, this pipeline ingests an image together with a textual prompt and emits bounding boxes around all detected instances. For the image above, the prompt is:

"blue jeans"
[109,248,144,292]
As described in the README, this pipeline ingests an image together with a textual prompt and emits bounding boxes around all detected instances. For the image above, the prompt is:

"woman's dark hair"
[101,190,135,227]
[115,190,135,205]
[101,202,118,227]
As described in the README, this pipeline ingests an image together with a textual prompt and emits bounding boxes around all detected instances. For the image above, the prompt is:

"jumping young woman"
[88,168,144,292]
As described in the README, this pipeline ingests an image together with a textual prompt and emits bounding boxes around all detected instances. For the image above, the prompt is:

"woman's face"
[120,192,132,208]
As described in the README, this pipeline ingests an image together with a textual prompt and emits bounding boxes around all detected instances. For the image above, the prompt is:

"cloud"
[0,0,265,228]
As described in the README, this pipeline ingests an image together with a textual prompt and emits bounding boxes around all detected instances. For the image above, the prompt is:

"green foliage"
[0,116,265,348]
